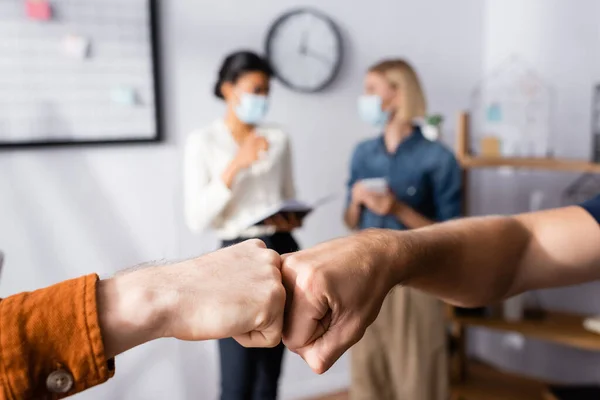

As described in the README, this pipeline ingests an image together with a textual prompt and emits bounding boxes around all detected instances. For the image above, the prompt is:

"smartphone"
[360,177,388,194]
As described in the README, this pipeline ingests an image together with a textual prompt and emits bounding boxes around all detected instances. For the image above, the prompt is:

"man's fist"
[100,239,286,358]
[281,231,400,373]
[169,239,286,347]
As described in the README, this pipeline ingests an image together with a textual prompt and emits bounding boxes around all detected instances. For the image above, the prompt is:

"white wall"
[468,0,600,385]
[0,0,484,398]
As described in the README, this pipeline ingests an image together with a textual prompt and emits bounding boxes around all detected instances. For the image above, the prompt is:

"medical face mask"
[358,95,391,128]
[235,93,269,125]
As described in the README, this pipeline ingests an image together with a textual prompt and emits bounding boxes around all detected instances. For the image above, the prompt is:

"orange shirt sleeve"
[0,274,115,399]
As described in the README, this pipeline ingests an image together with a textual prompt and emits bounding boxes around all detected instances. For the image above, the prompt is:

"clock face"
[265,9,343,93]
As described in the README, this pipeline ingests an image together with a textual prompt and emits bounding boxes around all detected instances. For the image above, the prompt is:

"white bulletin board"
[470,56,554,158]
[0,0,162,148]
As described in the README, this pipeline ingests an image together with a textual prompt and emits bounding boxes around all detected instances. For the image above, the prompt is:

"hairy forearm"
[379,215,532,307]
[97,271,168,359]
[344,202,362,230]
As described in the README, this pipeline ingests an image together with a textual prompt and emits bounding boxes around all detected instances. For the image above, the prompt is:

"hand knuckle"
[269,266,283,283]
[282,339,299,353]
[283,253,306,271]
[282,335,301,351]
[255,285,284,327]
[265,334,282,348]
[310,356,328,375]
[301,266,325,293]
[247,238,267,248]
[266,281,286,305]
[314,363,327,375]
[254,310,269,328]
[264,249,280,266]
[282,253,297,267]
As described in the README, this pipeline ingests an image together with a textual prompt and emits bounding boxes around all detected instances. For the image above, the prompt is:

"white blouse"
[183,120,296,240]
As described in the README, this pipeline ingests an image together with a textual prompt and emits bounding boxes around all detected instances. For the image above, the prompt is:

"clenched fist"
[99,239,286,358]
[280,231,402,373]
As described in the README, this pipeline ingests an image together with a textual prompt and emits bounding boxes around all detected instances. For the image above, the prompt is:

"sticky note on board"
[26,0,52,21]
[111,87,138,106]
[62,35,91,60]
[486,103,503,123]
[480,136,501,157]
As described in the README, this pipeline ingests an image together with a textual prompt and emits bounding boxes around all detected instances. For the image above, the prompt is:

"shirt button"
[46,369,74,394]
[407,186,417,196]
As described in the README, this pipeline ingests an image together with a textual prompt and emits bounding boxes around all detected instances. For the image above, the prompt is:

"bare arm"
[344,145,365,230]
[389,206,600,307]
[282,204,600,374]
[98,240,285,358]
[344,200,362,230]
[220,160,243,189]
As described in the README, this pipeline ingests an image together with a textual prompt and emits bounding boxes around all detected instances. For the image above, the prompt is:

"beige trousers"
[351,286,448,400]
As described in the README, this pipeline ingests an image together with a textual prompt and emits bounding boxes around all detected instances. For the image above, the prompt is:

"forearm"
[99,239,288,360]
[97,271,167,359]
[381,206,600,307]
[393,203,434,229]
[344,202,362,230]
[377,215,532,307]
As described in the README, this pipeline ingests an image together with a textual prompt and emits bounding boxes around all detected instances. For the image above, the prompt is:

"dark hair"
[214,51,273,99]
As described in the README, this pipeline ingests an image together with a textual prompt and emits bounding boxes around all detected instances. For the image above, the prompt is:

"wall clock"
[265,8,343,93]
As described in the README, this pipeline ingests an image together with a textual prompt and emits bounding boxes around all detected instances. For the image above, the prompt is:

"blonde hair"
[369,59,427,121]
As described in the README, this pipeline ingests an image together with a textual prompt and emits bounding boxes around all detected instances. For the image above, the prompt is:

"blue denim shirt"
[347,127,462,230]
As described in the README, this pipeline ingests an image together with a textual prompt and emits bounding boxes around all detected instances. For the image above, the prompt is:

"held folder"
[241,194,337,229]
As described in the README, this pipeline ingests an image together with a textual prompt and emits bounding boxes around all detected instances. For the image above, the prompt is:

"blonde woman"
[345,59,462,400]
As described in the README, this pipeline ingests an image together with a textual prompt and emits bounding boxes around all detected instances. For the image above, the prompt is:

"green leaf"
[426,114,444,126]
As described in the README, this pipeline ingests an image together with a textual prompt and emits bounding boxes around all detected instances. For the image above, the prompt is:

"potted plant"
[422,114,444,141]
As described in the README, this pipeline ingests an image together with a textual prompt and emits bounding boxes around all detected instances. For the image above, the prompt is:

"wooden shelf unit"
[449,112,600,397]
[461,155,600,173]
[455,111,600,173]
[450,361,556,400]
[452,311,600,352]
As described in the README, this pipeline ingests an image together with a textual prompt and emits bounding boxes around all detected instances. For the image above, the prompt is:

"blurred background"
[2,0,600,399]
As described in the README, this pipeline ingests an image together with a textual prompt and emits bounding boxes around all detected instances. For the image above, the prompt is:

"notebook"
[242,194,338,228]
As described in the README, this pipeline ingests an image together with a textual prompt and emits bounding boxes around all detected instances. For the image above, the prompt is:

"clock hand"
[305,48,331,65]
[299,31,309,55]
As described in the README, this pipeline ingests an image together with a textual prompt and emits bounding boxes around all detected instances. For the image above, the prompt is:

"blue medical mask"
[358,95,390,127]
[235,93,269,125]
